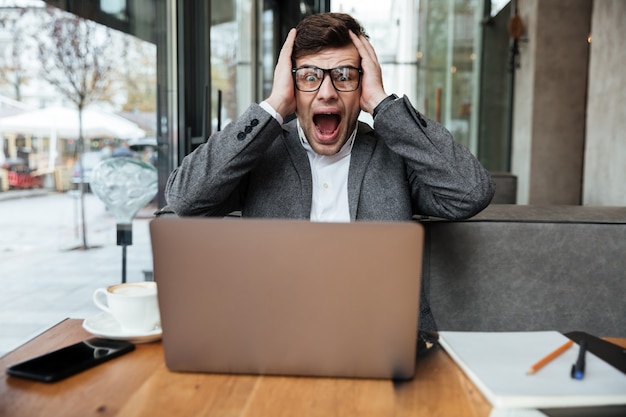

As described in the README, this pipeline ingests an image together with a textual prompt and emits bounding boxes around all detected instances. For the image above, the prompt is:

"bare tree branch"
[37,7,114,109]
[0,7,35,101]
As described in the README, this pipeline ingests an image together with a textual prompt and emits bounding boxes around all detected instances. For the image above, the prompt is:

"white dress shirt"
[297,120,355,222]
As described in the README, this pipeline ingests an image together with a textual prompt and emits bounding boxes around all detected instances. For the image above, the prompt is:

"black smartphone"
[6,338,135,383]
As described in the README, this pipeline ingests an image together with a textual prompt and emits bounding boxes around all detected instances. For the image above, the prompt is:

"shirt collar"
[296,118,356,160]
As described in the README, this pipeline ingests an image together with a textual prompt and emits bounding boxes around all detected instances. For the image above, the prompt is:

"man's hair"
[292,13,368,60]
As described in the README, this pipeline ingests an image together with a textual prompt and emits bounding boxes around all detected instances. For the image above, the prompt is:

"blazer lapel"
[348,124,376,220]
[281,122,313,215]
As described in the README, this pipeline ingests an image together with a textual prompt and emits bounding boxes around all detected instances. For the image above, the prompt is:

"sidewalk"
[0,188,50,202]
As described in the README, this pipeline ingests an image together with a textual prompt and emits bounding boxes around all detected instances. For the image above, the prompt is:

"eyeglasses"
[292,66,362,92]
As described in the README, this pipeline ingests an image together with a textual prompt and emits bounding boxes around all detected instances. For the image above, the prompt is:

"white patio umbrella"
[0,106,146,169]
[0,106,146,140]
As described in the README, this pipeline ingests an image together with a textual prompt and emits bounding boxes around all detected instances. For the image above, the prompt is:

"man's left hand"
[349,31,389,115]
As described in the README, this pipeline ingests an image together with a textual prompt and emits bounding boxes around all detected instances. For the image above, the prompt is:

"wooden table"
[1,320,624,417]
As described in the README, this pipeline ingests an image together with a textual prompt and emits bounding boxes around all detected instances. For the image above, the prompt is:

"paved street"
[0,190,156,357]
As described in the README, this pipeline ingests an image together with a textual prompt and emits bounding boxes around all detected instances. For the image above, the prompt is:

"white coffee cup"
[93,282,160,333]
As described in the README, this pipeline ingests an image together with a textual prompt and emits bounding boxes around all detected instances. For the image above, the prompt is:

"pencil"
[527,339,574,375]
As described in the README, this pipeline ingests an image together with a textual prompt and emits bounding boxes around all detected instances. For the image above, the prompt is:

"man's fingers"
[278,28,297,64]
[273,28,296,86]
[349,31,378,65]
[266,28,297,117]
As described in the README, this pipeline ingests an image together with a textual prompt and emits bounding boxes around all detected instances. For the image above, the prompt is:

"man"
[165,13,494,333]
[111,140,135,158]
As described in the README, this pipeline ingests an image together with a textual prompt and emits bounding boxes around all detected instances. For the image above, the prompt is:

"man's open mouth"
[313,113,341,136]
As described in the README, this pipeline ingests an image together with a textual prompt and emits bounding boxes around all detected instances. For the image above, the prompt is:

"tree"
[119,36,157,112]
[0,6,36,101]
[37,6,114,249]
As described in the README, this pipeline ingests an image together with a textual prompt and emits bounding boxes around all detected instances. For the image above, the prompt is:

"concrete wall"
[512,0,592,205]
[583,0,626,206]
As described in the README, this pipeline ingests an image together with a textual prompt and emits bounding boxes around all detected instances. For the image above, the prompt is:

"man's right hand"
[265,28,297,119]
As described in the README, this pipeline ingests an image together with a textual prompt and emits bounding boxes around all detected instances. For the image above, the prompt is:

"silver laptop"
[149,217,424,380]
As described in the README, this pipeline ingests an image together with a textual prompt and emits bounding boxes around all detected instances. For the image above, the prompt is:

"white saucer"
[82,312,162,343]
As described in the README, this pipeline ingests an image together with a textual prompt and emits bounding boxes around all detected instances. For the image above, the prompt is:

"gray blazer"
[166,96,494,220]
[165,95,495,331]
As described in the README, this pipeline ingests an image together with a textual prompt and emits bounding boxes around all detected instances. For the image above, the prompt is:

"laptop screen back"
[150,217,423,379]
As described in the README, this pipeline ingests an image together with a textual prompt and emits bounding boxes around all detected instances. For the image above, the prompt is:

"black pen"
[571,340,587,380]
